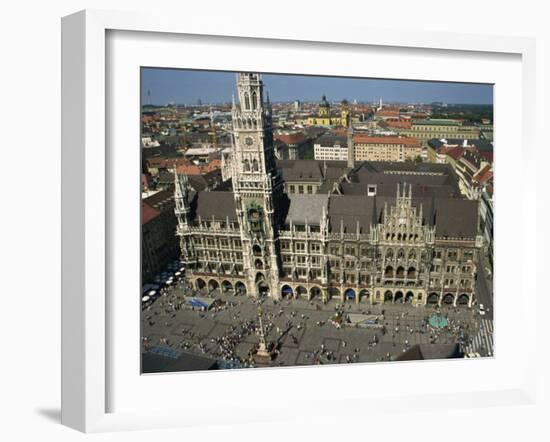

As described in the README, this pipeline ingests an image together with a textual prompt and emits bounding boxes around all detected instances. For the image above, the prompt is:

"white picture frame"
[61,9,537,433]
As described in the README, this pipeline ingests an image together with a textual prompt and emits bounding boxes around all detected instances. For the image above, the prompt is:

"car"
[479,304,486,315]
[465,352,481,358]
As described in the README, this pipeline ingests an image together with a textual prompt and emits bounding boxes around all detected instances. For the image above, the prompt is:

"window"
[311,243,321,253]
[307,185,313,194]
[289,185,295,193]
[344,244,356,255]
[447,249,458,260]
[295,242,305,252]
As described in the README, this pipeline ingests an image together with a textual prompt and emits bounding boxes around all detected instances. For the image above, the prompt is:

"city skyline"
[141,68,494,106]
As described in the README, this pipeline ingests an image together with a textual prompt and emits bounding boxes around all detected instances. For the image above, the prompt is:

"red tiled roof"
[176,159,221,176]
[353,135,420,147]
[146,157,189,169]
[446,146,465,160]
[375,110,400,117]
[384,118,412,129]
[142,202,161,225]
[473,164,493,185]
[274,133,308,145]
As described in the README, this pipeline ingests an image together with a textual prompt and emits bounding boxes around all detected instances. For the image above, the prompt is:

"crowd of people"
[141,274,484,367]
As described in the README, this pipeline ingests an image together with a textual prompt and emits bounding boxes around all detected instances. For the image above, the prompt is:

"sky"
[141,68,493,106]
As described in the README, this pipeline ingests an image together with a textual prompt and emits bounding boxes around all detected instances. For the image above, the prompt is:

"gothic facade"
[174,73,483,307]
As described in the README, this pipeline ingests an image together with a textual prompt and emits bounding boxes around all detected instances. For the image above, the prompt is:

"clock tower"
[231,73,283,298]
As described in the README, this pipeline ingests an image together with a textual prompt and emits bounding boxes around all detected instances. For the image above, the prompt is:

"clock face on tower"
[245,136,254,146]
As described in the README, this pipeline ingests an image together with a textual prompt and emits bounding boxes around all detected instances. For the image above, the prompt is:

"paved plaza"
[141,277,492,372]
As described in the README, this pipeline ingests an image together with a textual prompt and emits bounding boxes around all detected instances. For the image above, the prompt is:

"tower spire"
[347,121,355,169]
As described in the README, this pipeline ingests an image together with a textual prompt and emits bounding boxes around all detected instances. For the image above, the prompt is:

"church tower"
[231,73,283,298]
[340,99,349,127]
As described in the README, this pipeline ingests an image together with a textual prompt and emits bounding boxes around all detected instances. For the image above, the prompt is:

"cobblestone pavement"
[141,280,489,371]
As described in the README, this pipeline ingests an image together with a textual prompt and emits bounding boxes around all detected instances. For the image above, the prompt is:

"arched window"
[409,250,416,261]
[252,159,259,172]
[243,159,250,171]
[398,248,405,259]
[244,92,250,110]
[386,249,393,260]
[252,245,262,256]
[252,92,257,109]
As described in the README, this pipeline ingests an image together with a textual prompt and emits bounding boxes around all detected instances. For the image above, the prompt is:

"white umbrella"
[148,290,157,296]
[142,295,150,302]
[175,272,181,277]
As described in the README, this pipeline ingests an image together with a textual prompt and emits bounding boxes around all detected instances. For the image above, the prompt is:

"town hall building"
[174,73,483,307]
